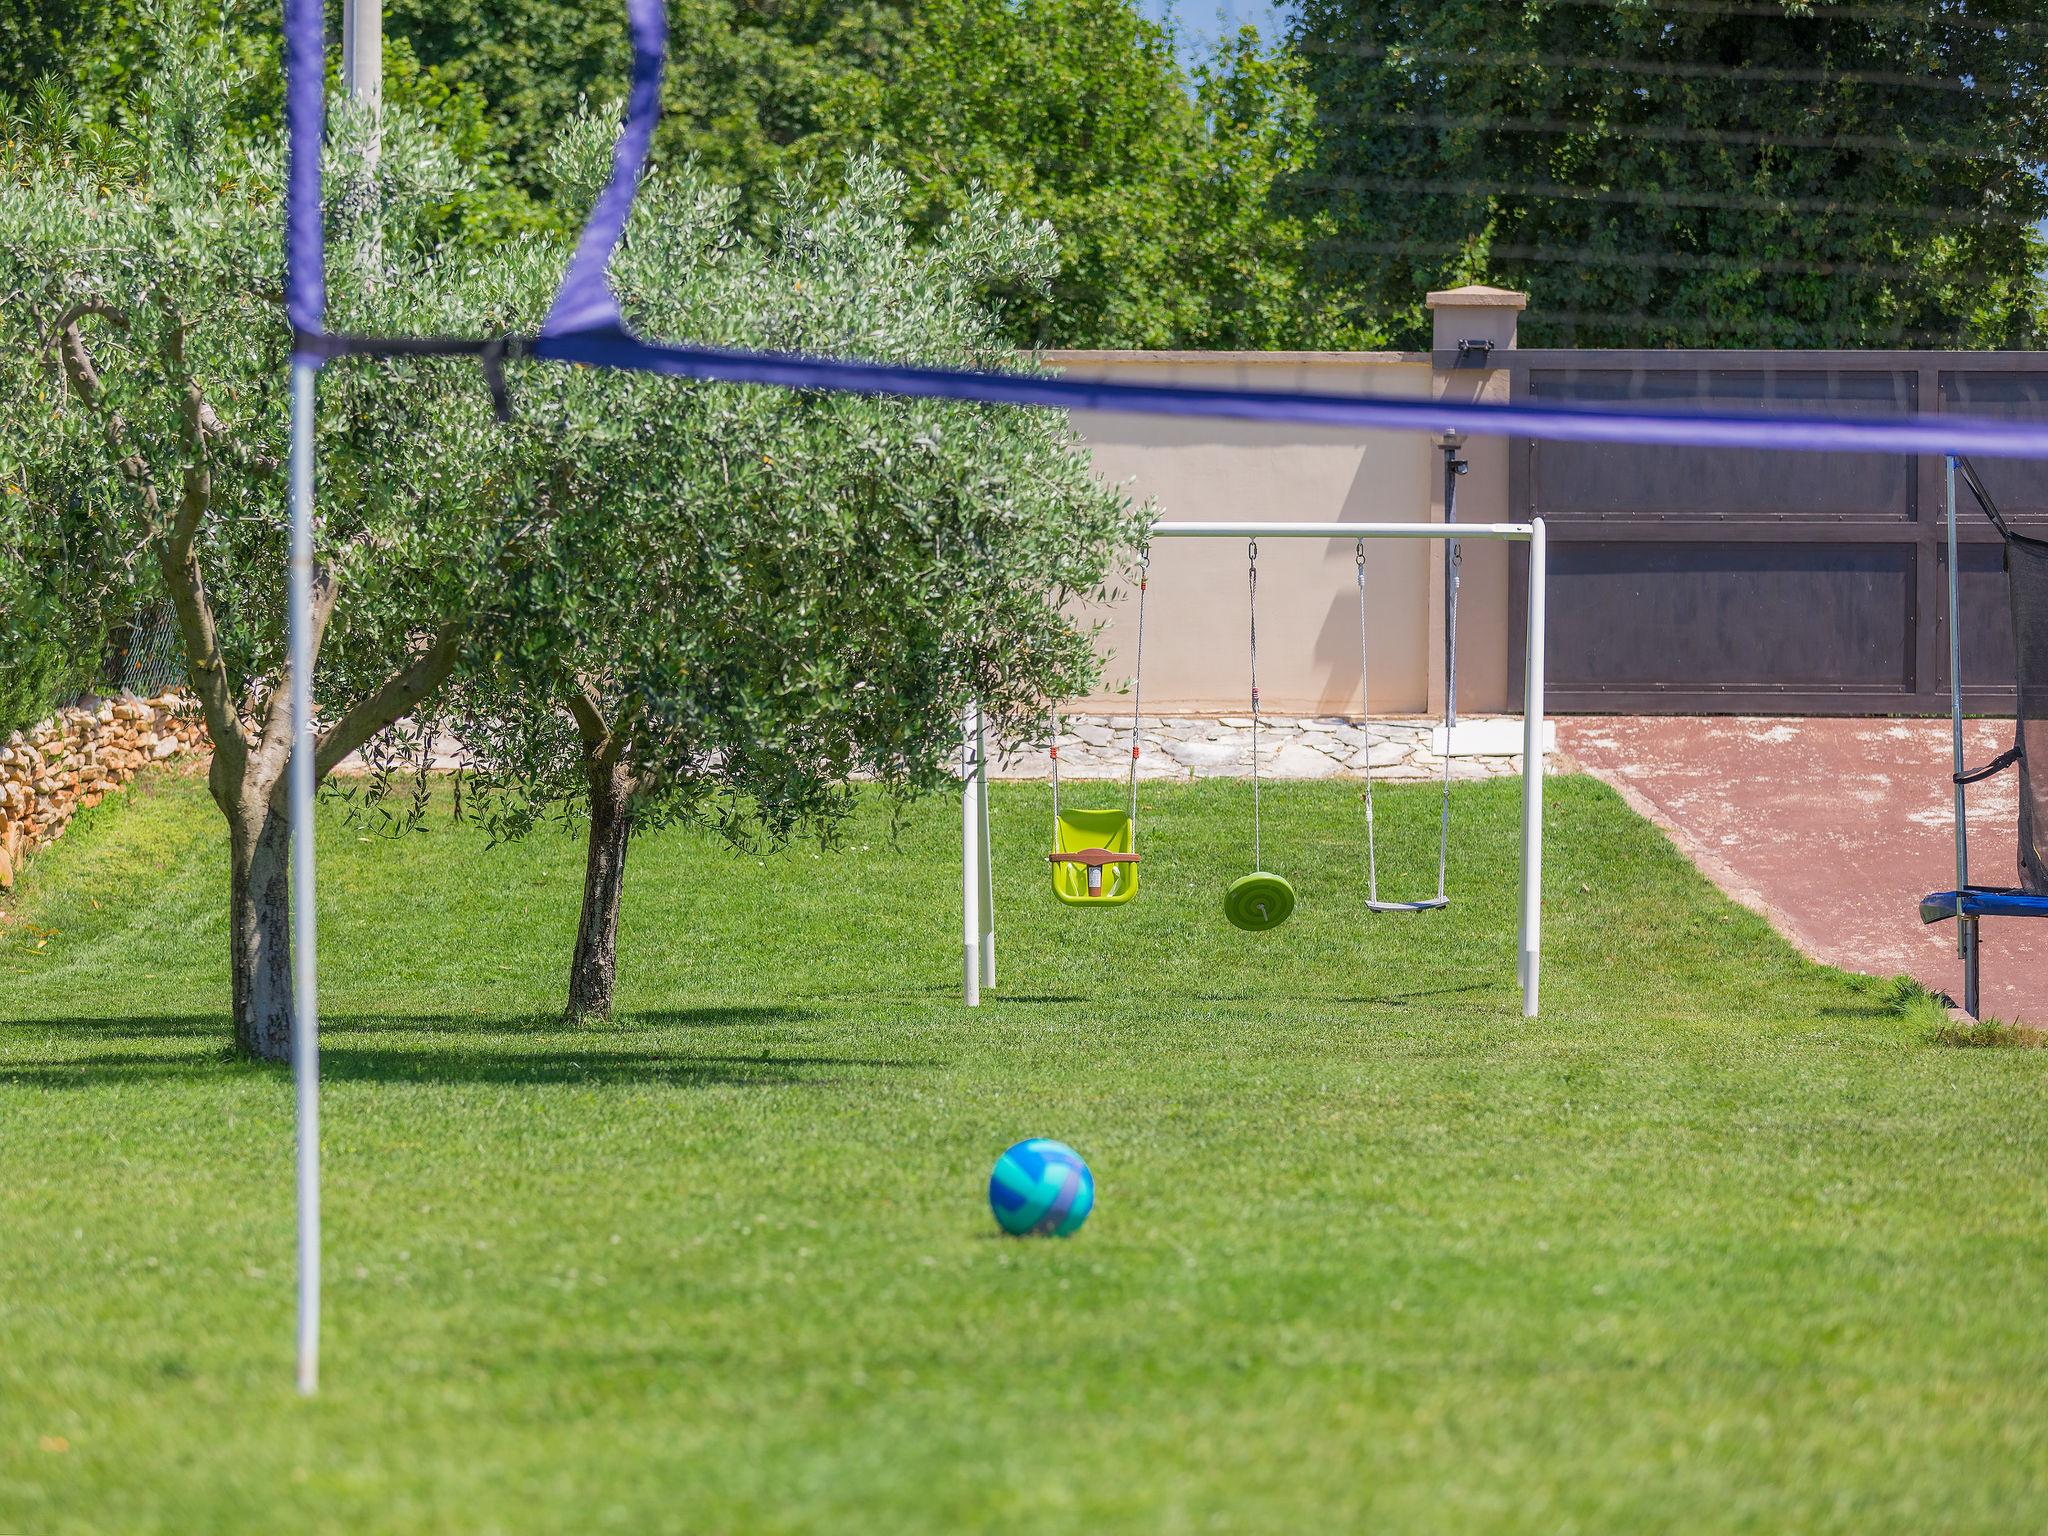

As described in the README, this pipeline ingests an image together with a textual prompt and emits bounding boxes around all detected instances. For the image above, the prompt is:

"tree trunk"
[567,762,635,1020]
[228,792,295,1062]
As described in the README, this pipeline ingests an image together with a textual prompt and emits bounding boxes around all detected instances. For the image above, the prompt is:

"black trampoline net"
[1959,458,2048,895]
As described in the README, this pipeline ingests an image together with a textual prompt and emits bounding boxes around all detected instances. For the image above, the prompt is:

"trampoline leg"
[1961,916,1981,1020]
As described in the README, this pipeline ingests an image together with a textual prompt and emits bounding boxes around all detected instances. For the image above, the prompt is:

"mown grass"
[3,767,2046,1535]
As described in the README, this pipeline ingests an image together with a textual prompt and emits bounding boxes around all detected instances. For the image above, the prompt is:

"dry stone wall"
[0,693,208,889]
[994,714,1552,782]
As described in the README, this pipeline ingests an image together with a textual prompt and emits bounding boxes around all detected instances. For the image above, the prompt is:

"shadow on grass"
[0,1005,938,1088]
[3,1004,819,1038]
[0,1044,932,1089]
[1190,982,1502,1007]
[0,1013,227,1038]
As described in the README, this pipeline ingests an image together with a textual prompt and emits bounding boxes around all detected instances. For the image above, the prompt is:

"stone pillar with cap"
[1426,285,1529,720]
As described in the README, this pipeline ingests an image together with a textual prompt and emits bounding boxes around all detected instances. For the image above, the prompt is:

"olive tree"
[0,24,560,1058]
[444,147,1147,1019]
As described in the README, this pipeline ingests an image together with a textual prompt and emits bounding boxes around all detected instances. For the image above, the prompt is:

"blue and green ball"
[988,1138,1094,1236]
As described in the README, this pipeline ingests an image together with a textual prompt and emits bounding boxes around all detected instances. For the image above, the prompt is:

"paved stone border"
[991,715,1552,782]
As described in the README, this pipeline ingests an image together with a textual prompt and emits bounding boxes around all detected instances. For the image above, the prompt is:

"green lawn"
[3,767,2045,1535]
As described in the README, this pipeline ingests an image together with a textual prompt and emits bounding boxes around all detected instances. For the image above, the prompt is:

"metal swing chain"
[1248,539,1262,871]
[1048,700,1060,828]
[1436,505,1462,905]
[1127,550,1149,834]
[1356,541,1381,904]
[1358,533,1456,910]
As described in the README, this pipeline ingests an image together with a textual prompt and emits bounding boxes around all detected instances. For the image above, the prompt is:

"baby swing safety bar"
[960,519,1550,1016]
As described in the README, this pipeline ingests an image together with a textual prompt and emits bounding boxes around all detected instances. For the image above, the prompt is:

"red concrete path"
[1558,717,2045,1022]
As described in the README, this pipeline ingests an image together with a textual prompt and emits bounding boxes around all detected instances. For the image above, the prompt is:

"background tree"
[5,0,1332,349]
[438,146,1148,1019]
[0,18,561,1058]
[379,0,1333,348]
[0,0,544,244]
[816,4,1333,347]
[0,467,134,738]
[381,0,907,204]
[1287,0,2048,348]
[0,89,146,736]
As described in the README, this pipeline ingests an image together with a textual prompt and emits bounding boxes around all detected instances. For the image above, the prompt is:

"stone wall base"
[0,693,209,889]
[1002,714,1554,782]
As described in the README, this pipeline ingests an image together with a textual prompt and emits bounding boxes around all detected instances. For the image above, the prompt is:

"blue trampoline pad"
[1919,888,2048,923]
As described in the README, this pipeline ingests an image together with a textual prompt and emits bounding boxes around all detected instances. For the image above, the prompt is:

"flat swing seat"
[1919,887,2048,923]
[1048,807,1139,905]
[1365,896,1449,913]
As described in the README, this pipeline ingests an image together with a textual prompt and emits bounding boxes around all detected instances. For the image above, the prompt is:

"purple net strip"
[284,0,325,347]
[530,331,2048,461]
[539,0,666,337]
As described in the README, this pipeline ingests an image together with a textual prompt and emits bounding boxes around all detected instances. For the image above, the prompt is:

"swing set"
[959,499,1552,1016]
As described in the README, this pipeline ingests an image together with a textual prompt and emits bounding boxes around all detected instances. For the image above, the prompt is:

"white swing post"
[288,360,321,1398]
[975,706,995,989]
[962,703,981,1005]
[962,520,1549,1013]
[1518,517,1548,1019]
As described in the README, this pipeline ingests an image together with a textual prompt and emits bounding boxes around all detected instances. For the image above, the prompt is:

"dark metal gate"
[1506,352,2048,715]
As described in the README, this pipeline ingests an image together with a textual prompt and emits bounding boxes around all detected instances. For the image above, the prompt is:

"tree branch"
[53,317,155,506]
[50,306,249,778]
[564,677,612,756]
[312,627,465,781]
[248,551,343,785]
[45,299,129,349]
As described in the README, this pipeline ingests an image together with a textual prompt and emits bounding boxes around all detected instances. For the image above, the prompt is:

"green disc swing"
[1046,552,1148,905]
[1225,538,1296,931]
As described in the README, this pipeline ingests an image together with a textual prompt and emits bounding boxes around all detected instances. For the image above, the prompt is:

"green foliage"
[0,15,557,768]
[820,4,1336,347]
[0,81,149,734]
[1288,0,2048,348]
[0,479,120,738]
[0,0,545,246]
[0,493,112,733]
[383,0,908,204]
[383,0,1333,348]
[0,0,155,112]
[440,141,1149,848]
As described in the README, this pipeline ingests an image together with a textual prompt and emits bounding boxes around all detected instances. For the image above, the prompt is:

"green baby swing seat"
[1047,806,1140,905]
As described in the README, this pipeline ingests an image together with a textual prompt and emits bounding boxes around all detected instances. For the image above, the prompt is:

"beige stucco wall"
[1051,289,1527,716]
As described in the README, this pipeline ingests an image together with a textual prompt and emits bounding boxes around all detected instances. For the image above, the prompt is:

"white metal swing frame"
[959,517,1550,1018]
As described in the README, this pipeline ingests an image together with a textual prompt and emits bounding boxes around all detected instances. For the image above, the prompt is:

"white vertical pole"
[341,0,382,112]
[1946,459,1982,1008]
[287,0,377,1405]
[962,706,981,1006]
[975,708,995,989]
[1947,457,1969,929]
[1519,519,1547,1018]
[288,362,321,1396]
